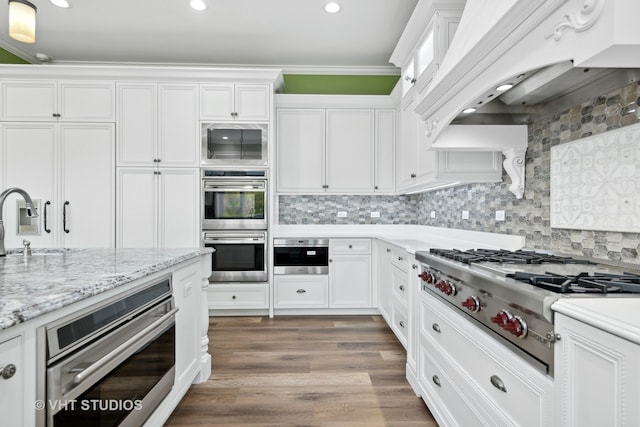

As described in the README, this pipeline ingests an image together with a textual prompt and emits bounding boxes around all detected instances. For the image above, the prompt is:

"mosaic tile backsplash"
[278,82,640,264]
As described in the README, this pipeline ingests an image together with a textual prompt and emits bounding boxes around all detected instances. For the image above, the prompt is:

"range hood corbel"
[428,124,528,199]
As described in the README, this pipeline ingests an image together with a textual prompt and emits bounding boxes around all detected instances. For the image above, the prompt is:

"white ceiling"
[0,0,419,73]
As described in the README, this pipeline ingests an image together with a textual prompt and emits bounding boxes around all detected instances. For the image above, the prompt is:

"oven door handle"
[203,235,266,244]
[72,307,179,386]
[203,181,265,190]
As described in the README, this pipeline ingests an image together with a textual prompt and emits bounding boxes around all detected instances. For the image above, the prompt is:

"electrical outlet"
[337,211,347,218]
[495,210,506,221]
[370,211,380,218]
[462,210,469,220]
[430,211,436,219]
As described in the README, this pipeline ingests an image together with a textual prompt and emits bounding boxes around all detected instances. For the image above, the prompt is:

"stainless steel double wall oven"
[201,169,268,282]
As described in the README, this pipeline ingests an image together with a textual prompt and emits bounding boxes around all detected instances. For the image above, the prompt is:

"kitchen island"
[0,248,212,427]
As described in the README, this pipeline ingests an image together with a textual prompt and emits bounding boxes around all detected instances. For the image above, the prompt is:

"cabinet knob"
[231,295,236,300]
[398,256,403,261]
[399,285,405,292]
[399,320,405,328]
[329,259,333,263]
[348,245,353,249]
[490,375,507,393]
[432,375,441,387]
[410,173,417,178]
[386,249,391,253]
[412,264,418,269]
[432,323,441,333]
[0,364,16,380]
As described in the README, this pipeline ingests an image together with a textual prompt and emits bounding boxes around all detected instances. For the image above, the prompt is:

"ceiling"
[0,0,419,73]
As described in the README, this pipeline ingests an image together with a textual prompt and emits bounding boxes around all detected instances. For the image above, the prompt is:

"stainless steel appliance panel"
[273,239,329,275]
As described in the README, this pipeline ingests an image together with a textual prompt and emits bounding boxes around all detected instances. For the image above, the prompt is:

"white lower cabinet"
[274,275,329,308]
[208,284,269,310]
[554,313,640,427]
[418,291,553,427]
[0,335,24,427]
[329,239,372,308]
[116,168,199,248]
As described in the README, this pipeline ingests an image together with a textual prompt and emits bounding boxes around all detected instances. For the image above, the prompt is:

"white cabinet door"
[59,124,115,248]
[397,95,418,190]
[276,109,325,193]
[1,123,57,249]
[58,81,115,121]
[235,84,270,121]
[117,83,157,166]
[200,83,269,121]
[329,254,372,308]
[374,109,395,193]
[158,84,199,167]
[159,168,199,248]
[326,109,374,193]
[117,168,158,248]
[1,81,57,121]
[0,335,24,427]
[200,84,234,120]
[1,81,114,122]
[555,313,640,427]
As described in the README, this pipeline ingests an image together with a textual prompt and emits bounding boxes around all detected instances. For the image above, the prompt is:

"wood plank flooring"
[165,315,438,427]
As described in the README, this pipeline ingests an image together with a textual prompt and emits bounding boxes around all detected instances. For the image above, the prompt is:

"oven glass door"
[48,302,176,427]
[202,181,267,229]
[204,232,267,282]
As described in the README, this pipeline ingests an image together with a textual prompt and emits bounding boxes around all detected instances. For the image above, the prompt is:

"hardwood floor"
[165,315,438,427]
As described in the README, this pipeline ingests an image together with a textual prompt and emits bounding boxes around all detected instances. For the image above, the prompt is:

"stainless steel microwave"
[201,123,268,166]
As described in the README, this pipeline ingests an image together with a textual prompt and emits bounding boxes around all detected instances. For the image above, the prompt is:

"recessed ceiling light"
[50,0,70,8]
[189,0,207,11]
[324,2,341,13]
[462,108,476,114]
[496,83,514,92]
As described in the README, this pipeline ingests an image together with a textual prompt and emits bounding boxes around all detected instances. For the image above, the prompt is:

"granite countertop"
[0,248,211,331]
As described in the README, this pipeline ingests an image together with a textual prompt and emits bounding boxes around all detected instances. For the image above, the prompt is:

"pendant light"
[8,0,37,44]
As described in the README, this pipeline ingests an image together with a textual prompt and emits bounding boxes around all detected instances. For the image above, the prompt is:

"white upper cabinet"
[275,95,396,195]
[117,83,199,167]
[1,81,115,122]
[325,109,374,193]
[391,2,464,98]
[200,83,270,121]
[276,109,326,193]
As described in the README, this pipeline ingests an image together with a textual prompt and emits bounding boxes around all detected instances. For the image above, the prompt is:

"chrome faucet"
[0,187,39,257]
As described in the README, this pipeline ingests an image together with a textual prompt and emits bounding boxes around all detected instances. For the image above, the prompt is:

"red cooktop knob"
[461,296,481,312]
[490,310,512,327]
[504,316,528,338]
[443,281,456,296]
[419,271,435,283]
[435,280,446,291]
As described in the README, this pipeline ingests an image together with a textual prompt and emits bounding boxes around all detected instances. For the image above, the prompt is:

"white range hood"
[413,0,640,198]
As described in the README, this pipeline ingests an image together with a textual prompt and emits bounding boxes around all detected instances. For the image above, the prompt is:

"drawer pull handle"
[490,375,507,392]
[398,256,403,261]
[432,323,441,333]
[296,289,306,294]
[232,295,236,300]
[349,245,353,249]
[0,364,16,380]
[432,375,441,387]
[399,321,405,328]
[399,285,405,292]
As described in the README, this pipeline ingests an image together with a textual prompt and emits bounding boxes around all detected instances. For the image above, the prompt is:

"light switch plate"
[462,210,469,220]
[495,210,506,221]
[430,211,436,218]
[370,211,380,218]
[337,211,347,218]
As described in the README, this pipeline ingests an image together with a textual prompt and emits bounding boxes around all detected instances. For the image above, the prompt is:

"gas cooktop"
[428,248,640,295]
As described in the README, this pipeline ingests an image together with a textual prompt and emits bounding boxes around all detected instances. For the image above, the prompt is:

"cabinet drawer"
[391,304,408,348]
[390,249,410,271]
[274,275,328,308]
[420,293,552,427]
[208,284,268,309]
[391,265,409,308]
[419,340,488,427]
[330,238,371,254]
